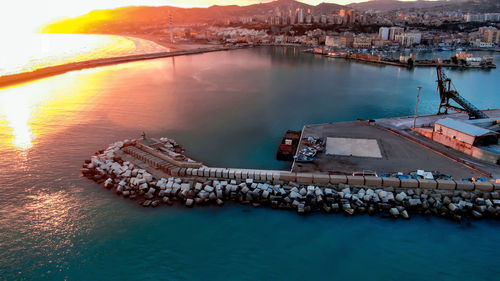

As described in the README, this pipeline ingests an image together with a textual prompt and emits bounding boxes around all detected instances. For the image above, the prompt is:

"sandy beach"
[0,34,230,88]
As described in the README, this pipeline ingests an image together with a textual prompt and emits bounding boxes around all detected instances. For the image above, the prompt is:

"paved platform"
[375,109,500,179]
[292,121,484,180]
[326,137,382,158]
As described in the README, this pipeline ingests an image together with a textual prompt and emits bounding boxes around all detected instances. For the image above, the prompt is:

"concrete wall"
[433,132,473,154]
[125,145,499,193]
[471,146,500,164]
[433,132,500,164]
[434,123,475,145]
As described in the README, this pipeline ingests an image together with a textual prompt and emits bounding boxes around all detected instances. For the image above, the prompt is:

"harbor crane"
[436,66,488,120]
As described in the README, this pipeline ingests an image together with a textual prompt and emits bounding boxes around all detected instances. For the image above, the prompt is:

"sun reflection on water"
[0,68,111,152]
[25,190,73,232]
[0,94,34,150]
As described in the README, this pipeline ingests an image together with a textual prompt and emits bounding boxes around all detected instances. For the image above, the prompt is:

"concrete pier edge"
[121,138,498,193]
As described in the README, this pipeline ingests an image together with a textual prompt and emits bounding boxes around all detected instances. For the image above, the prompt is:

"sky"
[1,0,427,34]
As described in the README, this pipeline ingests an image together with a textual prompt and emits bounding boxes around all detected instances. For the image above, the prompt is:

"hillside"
[42,0,347,33]
[348,0,499,12]
[347,0,462,12]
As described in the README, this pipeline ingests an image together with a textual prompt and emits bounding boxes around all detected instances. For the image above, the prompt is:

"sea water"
[0,46,499,280]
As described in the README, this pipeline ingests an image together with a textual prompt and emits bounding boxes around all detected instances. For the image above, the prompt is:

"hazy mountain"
[427,0,500,13]
[347,0,461,12]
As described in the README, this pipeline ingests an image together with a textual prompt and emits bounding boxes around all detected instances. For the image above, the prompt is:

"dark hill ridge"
[42,0,348,33]
[348,0,499,12]
[427,0,500,13]
[347,0,461,12]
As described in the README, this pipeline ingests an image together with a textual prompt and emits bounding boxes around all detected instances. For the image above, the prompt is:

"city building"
[432,118,500,164]
[466,13,500,22]
[389,27,404,41]
[353,37,372,48]
[484,29,500,44]
[298,9,304,24]
[395,32,422,47]
[379,27,390,40]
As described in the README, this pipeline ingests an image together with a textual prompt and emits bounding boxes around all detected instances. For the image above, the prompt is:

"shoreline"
[0,44,246,89]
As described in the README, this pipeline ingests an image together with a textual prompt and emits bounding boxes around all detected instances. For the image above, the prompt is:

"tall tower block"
[169,14,174,43]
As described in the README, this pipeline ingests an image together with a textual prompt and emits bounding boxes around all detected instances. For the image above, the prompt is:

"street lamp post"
[413,86,422,129]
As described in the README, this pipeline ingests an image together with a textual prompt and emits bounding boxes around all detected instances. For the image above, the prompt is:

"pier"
[0,45,247,89]
[82,128,500,221]
[318,50,497,69]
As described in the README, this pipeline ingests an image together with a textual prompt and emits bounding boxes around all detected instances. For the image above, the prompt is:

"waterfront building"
[372,39,390,47]
[432,118,500,164]
[399,53,416,64]
[379,27,390,40]
[483,29,499,44]
[471,39,494,48]
[389,27,404,41]
[325,35,354,48]
[325,36,341,48]
[353,37,372,48]
[395,32,422,47]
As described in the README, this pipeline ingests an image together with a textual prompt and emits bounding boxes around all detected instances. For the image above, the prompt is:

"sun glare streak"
[0,65,122,152]
[0,92,36,150]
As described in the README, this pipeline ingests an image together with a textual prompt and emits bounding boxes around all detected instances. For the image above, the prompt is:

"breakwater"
[81,137,500,222]
[0,45,245,88]
[321,51,496,69]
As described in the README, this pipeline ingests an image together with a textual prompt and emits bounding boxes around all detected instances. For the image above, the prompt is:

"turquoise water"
[0,47,499,280]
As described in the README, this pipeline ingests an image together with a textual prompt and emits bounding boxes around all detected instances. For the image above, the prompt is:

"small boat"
[294,154,315,162]
[302,147,317,157]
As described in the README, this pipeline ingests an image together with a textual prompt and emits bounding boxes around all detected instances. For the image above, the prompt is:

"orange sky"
[0,0,419,34]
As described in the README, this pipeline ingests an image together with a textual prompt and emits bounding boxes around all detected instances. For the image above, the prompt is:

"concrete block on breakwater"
[330,175,347,184]
[296,173,313,184]
[418,179,437,189]
[347,176,364,186]
[400,179,419,188]
[364,176,382,187]
[456,181,474,191]
[475,181,494,192]
[313,173,330,184]
[437,179,457,190]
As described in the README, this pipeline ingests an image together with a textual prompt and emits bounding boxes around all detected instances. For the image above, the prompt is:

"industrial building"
[432,118,500,164]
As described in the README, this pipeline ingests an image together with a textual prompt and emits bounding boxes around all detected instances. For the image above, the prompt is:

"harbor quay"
[81,131,500,221]
[294,109,500,180]
[293,120,483,179]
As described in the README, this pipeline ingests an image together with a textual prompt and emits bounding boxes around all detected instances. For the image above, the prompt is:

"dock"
[81,132,500,220]
[276,130,302,161]
[322,51,496,69]
[293,109,500,180]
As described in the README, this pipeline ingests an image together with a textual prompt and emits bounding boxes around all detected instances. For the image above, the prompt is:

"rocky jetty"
[81,140,500,222]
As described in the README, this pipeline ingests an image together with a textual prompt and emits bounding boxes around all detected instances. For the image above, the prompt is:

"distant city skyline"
[1,0,443,34]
